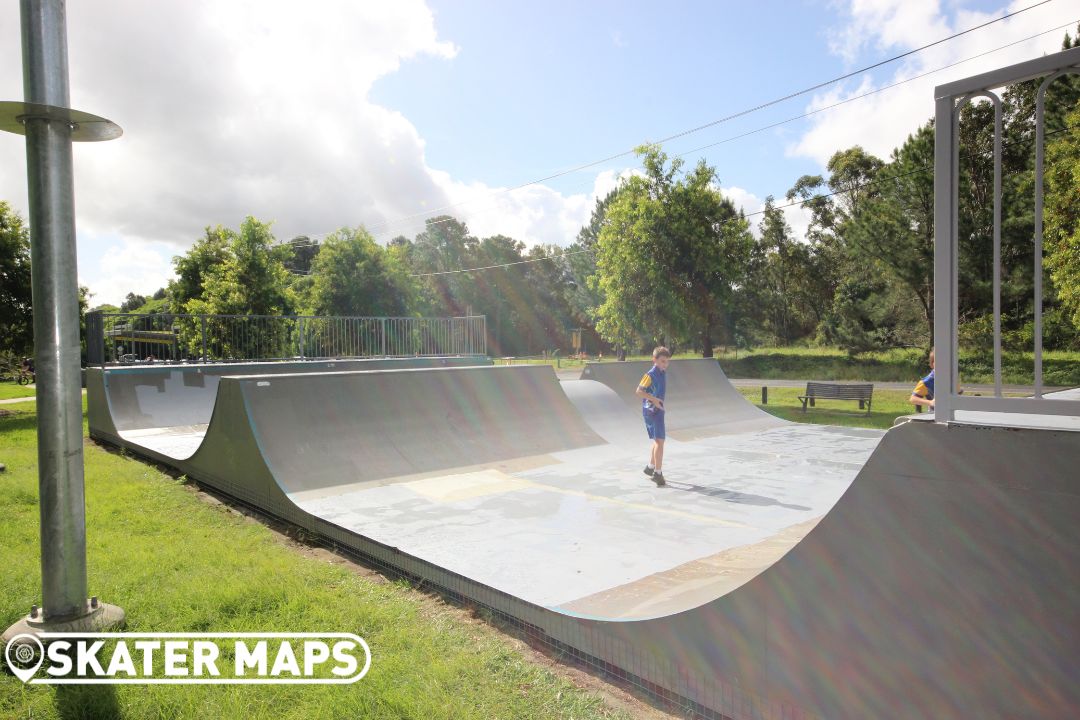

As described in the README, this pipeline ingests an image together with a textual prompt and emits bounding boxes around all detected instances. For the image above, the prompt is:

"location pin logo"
[5,634,45,683]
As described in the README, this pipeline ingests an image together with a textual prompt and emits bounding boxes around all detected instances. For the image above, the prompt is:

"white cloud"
[0,1,607,304]
[358,167,641,248]
[827,0,950,64]
[721,186,814,243]
[792,0,1077,166]
[83,238,177,308]
[422,168,643,247]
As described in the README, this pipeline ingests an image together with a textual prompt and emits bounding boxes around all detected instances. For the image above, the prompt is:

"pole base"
[2,598,126,646]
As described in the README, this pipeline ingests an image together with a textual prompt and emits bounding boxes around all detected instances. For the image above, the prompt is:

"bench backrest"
[805,381,874,400]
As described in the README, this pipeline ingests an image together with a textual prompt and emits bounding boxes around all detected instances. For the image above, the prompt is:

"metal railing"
[933,46,1080,423]
[85,312,487,367]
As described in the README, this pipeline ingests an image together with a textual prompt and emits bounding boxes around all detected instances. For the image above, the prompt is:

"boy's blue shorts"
[643,409,666,440]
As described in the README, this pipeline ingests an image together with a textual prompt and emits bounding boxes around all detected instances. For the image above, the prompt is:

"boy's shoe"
[643,465,655,477]
[651,472,666,487]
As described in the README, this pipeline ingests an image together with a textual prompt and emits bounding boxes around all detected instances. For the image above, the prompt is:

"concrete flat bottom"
[122,425,208,459]
[124,408,881,618]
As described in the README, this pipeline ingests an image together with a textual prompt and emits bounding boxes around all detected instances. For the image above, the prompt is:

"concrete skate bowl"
[86,363,1079,719]
[91,361,879,619]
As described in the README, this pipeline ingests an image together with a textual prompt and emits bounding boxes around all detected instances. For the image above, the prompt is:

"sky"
[0,0,1076,306]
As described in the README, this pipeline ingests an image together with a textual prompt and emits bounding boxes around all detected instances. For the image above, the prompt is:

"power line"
[674,19,1079,160]
[281,11,1070,253]
[344,0,1055,239]
[367,18,1076,246]
[397,121,1076,279]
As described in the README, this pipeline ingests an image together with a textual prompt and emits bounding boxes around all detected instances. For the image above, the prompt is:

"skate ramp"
[86,356,490,455]
[563,418,1080,719]
[239,365,605,494]
[90,363,878,614]
[85,362,1079,718]
[579,359,781,437]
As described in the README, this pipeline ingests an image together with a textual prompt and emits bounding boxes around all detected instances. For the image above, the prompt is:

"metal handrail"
[86,311,488,368]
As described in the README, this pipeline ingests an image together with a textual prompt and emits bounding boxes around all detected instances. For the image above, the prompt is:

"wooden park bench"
[798,381,874,415]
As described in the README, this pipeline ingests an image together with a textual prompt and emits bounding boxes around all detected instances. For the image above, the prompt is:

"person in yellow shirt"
[636,347,671,487]
[911,348,935,410]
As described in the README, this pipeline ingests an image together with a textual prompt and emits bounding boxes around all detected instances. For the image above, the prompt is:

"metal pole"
[2,0,124,645]
[21,0,87,621]
[992,96,1002,397]
[932,94,955,423]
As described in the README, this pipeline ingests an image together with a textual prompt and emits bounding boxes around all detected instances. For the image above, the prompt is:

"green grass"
[528,346,1080,386]
[0,401,638,720]
[0,382,35,400]
[718,347,927,383]
[737,386,921,430]
[718,346,1080,385]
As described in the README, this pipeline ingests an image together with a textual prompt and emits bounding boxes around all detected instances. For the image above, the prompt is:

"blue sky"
[370,0,835,195]
[0,0,1075,305]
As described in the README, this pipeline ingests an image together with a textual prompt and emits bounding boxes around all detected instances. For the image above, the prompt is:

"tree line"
[2,30,1078,362]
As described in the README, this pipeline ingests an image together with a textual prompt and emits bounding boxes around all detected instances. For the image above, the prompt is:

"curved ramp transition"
[86,361,1078,719]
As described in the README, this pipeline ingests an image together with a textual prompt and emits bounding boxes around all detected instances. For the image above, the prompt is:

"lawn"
[737,386,920,430]
[539,346,1080,386]
[719,346,1080,385]
[0,382,35,400]
[0,400,646,720]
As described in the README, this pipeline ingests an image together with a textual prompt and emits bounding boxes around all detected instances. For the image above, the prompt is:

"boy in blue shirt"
[911,348,935,410]
[636,346,671,487]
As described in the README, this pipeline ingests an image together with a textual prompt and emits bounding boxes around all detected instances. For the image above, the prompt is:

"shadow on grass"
[0,411,39,435]
[55,684,122,720]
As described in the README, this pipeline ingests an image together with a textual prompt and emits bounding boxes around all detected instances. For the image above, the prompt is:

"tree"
[305,226,413,317]
[565,190,616,354]
[1045,102,1080,329]
[183,217,294,317]
[594,145,752,356]
[409,216,481,317]
[168,225,233,310]
[518,243,580,355]
[844,124,936,348]
[471,234,529,355]
[785,147,887,352]
[747,197,817,345]
[954,28,1080,350]
[0,201,33,357]
[179,217,295,359]
[285,235,320,275]
[120,292,148,313]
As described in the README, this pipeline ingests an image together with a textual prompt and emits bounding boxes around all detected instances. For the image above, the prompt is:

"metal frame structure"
[85,312,488,367]
[933,46,1080,423]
